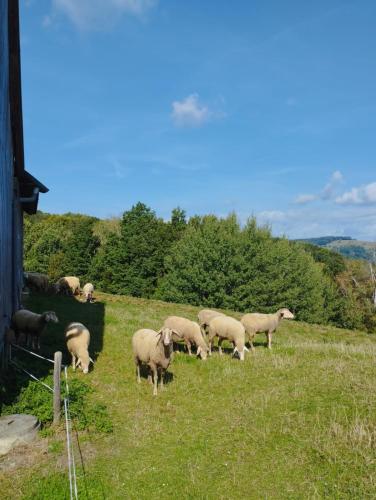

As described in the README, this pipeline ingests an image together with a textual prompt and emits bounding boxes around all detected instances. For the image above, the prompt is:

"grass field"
[1,292,376,499]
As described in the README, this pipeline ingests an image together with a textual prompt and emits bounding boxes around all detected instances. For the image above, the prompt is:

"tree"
[156,215,334,324]
[91,203,172,298]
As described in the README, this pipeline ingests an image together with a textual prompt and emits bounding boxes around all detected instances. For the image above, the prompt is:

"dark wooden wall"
[0,0,23,353]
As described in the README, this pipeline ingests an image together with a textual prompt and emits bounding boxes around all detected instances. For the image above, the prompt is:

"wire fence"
[8,343,79,499]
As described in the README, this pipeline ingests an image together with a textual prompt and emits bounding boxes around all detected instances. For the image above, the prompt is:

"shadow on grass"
[0,292,105,413]
[136,364,174,385]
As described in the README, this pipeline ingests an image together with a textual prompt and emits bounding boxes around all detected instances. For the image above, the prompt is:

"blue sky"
[20,0,376,240]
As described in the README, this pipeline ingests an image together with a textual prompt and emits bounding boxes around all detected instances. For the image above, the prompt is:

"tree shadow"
[0,292,105,413]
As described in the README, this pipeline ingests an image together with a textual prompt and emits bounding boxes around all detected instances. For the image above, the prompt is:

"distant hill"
[296,236,376,262]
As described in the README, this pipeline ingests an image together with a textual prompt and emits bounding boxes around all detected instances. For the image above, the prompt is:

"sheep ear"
[156,330,163,344]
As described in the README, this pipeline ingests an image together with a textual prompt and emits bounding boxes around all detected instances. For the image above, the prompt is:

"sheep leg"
[186,341,192,356]
[147,367,153,385]
[136,362,141,383]
[208,333,215,356]
[159,368,164,390]
[152,368,158,396]
[72,354,76,371]
[266,331,272,349]
[218,338,223,356]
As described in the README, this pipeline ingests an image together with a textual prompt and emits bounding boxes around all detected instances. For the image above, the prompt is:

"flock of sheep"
[10,271,295,396]
[10,275,94,373]
[133,307,295,395]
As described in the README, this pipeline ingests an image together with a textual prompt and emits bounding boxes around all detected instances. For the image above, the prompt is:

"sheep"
[241,308,295,350]
[207,315,247,361]
[132,327,174,396]
[65,322,93,374]
[163,316,209,360]
[197,309,226,337]
[11,309,59,351]
[23,272,49,293]
[82,283,94,303]
[55,276,81,296]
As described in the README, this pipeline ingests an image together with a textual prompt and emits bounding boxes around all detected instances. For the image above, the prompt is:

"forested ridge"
[24,203,376,332]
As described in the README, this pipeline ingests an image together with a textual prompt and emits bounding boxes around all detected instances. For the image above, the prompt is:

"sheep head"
[157,327,174,347]
[196,345,209,360]
[278,308,295,320]
[76,353,93,374]
[43,311,59,323]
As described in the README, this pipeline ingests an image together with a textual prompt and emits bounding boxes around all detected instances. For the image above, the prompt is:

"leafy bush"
[2,373,113,433]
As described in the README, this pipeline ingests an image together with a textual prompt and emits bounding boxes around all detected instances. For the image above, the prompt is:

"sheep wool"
[208,315,247,361]
[132,328,174,396]
[11,309,58,351]
[163,316,208,360]
[241,308,295,349]
[65,322,93,374]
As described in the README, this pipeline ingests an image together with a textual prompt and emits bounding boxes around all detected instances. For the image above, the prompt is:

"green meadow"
[1,292,376,499]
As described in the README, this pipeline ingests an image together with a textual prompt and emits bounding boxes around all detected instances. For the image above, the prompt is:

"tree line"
[24,203,376,332]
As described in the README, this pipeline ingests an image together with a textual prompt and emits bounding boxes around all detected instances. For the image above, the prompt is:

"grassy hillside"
[1,292,376,499]
[327,239,376,262]
[297,236,376,262]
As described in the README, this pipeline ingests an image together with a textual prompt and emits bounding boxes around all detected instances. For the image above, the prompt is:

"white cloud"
[258,210,287,223]
[256,206,376,240]
[294,194,317,205]
[171,94,211,128]
[49,0,157,30]
[336,182,376,205]
[294,170,343,204]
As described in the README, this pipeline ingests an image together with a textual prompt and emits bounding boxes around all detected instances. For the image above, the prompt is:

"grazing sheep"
[207,315,247,361]
[23,272,49,293]
[55,276,81,296]
[197,309,225,337]
[65,322,93,374]
[163,316,209,360]
[11,309,59,351]
[82,283,94,303]
[241,308,295,350]
[132,327,174,396]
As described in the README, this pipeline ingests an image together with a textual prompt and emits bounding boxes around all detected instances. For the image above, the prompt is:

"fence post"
[53,351,62,426]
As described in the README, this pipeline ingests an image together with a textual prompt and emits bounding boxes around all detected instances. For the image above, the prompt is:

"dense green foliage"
[24,212,99,282]
[23,205,375,331]
[90,203,186,297]
[157,216,339,324]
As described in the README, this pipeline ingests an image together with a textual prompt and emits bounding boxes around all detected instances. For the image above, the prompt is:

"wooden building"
[0,0,48,355]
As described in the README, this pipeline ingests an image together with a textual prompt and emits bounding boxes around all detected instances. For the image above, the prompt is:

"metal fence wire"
[9,344,79,499]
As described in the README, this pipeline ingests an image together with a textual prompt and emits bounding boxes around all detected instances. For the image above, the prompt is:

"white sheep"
[241,308,295,349]
[82,283,94,303]
[55,276,81,296]
[11,309,59,351]
[132,327,174,396]
[163,316,209,360]
[65,322,93,374]
[207,315,247,361]
[197,309,225,337]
